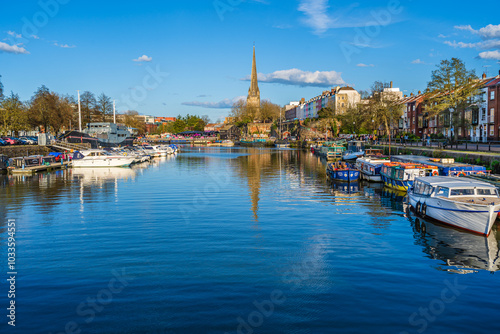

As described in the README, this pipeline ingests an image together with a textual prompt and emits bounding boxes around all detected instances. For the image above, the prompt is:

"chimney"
[482,73,487,79]
[390,81,393,88]
[410,93,414,97]
[418,91,421,95]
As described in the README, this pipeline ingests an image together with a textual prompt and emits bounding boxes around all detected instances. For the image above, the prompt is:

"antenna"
[483,65,491,77]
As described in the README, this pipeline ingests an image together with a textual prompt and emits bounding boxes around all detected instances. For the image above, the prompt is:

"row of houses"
[401,72,500,142]
[137,116,177,133]
[285,86,361,121]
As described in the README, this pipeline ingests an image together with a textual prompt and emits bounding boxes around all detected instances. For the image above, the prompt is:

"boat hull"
[409,193,500,236]
[381,174,413,191]
[73,157,135,168]
[327,169,361,182]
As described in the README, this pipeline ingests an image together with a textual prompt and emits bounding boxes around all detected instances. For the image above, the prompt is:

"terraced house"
[401,71,500,142]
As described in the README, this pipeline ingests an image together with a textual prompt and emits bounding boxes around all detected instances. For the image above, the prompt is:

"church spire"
[249,46,259,96]
[247,45,261,119]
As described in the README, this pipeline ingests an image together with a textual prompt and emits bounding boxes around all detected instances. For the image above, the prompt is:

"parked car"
[1,137,16,145]
[0,139,7,146]
[16,138,28,145]
[19,137,35,145]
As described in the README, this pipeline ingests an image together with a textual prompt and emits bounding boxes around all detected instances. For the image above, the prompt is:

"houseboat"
[381,162,439,191]
[316,142,346,160]
[355,156,390,182]
[409,176,500,236]
[326,161,361,182]
[391,155,487,176]
[343,140,365,160]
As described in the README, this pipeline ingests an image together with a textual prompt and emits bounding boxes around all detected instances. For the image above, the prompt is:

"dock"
[9,162,71,175]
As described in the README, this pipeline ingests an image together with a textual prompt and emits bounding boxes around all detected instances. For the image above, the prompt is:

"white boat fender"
[421,203,427,218]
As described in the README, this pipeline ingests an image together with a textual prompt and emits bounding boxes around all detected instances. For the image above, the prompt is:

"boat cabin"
[347,141,365,153]
[412,177,500,204]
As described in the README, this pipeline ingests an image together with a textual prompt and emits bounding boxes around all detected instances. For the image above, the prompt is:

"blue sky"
[1,0,500,122]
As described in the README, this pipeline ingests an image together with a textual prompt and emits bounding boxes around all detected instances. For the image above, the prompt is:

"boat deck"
[437,196,500,205]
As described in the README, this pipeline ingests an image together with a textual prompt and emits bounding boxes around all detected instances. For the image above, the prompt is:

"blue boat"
[326,162,361,182]
[391,155,487,176]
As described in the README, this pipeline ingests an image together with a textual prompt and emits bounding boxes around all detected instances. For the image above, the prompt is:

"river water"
[1,147,499,334]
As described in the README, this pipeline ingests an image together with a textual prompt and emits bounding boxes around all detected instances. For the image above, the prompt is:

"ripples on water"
[0,147,499,334]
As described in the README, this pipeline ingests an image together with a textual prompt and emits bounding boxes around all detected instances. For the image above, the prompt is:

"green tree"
[0,92,28,135]
[361,81,404,137]
[425,58,480,140]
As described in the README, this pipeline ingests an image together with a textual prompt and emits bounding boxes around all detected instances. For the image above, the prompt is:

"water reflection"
[408,214,500,273]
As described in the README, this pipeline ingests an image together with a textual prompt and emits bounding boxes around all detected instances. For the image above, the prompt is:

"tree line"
[313,58,481,140]
[0,80,120,136]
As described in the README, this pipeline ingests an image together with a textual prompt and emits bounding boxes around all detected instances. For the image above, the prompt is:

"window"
[436,187,450,197]
[477,188,496,196]
[490,108,495,123]
[450,188,475,196]
[491,91,495,101]
[490,125,494,136]
[423,185,433,196]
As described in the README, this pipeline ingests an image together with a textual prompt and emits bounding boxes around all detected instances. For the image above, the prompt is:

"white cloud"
[438,34,448,38]
[133,55,152,62]
[32,35,40,39]
[54,42,76,48]
[7,31,22,38]
[243,68,344,87]
[455,24,500,39]
[411,59,428,65]
[182,96,246,109]
[478,50,500,60]
[0,41,29,54]
[447,24,500,61]
[445,39,500,49]
[455,25,475,33]
[298,0,332,34]
[357,63,374,67]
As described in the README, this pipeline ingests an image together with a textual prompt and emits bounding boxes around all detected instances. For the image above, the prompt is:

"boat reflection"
[329,181,361,195]
[72,167,138,185]
[408,213,500,273]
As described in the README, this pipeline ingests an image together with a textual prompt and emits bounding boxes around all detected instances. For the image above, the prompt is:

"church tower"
[247,46,261,120]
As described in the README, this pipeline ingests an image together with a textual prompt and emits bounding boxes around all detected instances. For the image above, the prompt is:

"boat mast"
[113,100,116,124]
[77,90,82,132]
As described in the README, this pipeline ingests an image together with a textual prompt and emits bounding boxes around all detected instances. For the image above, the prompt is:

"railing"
[49,140,91,152]
[377,138,500,152]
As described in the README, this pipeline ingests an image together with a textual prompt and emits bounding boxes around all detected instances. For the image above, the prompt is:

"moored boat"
[409,176,500,236]
[392,155,487,176]
[343,140,365,160]
[326,161,361,182]
[381,162,439,191]
[355,156,390,182]
[72,150,135,168]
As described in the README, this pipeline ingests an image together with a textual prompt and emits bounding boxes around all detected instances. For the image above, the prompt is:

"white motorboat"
[409,176,500,236]
[219,140,233,147]
[72,150,135,168]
